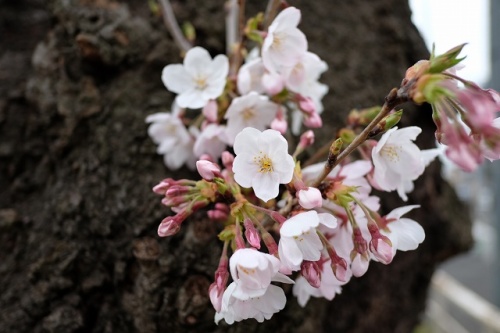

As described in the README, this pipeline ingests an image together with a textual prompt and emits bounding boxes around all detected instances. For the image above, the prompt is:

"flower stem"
[311,87,407,188]
[158,0,192,53]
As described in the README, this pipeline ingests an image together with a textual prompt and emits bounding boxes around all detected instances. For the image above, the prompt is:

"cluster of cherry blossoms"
[147,3,500,325]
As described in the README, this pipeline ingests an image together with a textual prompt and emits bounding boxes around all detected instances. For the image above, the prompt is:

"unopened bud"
[271,117,288,134]
[297,187,323,209]
[369,110,403,137]
[202,100,218,122]
[303,112,322,128]
[158,216,182,237]
[299,130,315,148]
[351,254,369,277]
[196,160,221,181]
[243,219,261,249]
[301,261,322,288]
[298,96,316,114]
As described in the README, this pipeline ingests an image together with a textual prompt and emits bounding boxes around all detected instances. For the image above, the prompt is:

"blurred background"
[409,0,500,331]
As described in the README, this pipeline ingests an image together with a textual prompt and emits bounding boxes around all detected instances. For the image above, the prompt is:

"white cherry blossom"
[262,7,307,73]
[232,128,295,202]
[381,205,425,254]
[229,248,293,301]
[372,126,441,201]
[237,57,266,95]
[278,211,337,271]
[193,123,227,160]
[214,282,287,324]
[224,92,279,144]
[145,112,196,170]
[162,47,229,109]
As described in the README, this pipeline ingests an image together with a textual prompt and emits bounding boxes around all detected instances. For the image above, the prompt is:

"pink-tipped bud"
[196,160,221,181]
[352,227,368,254]
[209,282,224,312]
[207,209,229,221]
[351,254,369,277]
[203,100,218,123]
[331,259,348,283]
[215,203,230,213]
[199,154,214,162]
[152,178,173,195]
[165,185,190,197]
[369,237,394,264]
[297,187,323,209]
[221,151,234,170]
[298,96,316,114]
[271,117,288,134]
[157,216,182,237]
[301,261,322,288]
[243,219,261,249]
[271,106,288,134]
[303,112,323,128]
[299,130,315,148]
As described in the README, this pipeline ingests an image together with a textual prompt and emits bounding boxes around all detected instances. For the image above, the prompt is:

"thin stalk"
[263,0,281,29]
[159,0,192,53]
[311,88,407,188]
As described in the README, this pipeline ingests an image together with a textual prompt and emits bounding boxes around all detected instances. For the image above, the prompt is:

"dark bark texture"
[0,0,472,332]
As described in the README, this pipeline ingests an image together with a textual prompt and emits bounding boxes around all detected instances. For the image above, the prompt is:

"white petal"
[390,218,425,251]
[252,172,280,202]
[162,64,193,94]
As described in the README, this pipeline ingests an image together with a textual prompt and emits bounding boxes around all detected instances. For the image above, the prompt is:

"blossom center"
[272,32,286,50]
[381,145,401,162]
[242,107,256,121]
[238,265,256,276]
[254,152,274,173]
[194,75,208,90]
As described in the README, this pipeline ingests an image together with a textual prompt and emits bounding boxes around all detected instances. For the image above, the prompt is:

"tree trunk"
[0,0,472,332]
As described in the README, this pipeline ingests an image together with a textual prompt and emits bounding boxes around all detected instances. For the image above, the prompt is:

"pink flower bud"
[199,154,214,162]
[152,178,173,195]
[351,254,369,277]
[221,151,234,169]
[297,187,323,209]
[352,227,368,254]
[298,96,316,114]
[299,130,315,148]
[157,216,182,237]
[207,209,228,221]
[209,282,223,312]
[196,160,221,180]
[243,219,261,249]
[271,117,288,134]
[370,237,394,264]
[215,203,230,213]
[331,259,348,283]
[303,112,323,128]
[202,99,218,123]
[301,261,322,288]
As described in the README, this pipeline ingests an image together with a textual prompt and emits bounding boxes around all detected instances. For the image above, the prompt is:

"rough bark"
[0,0,472,332]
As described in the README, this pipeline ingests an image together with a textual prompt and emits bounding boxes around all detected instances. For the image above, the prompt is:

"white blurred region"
[409,0,491,86]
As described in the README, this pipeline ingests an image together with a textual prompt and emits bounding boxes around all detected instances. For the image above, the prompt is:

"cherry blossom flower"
[237,57,266,95]
[145,112,196,170]
[278,211,337,271]
[262,7,307,73]
[379,205,425,258]
[162,46,229,109]
[214,282,287,324]
[232,128,295,202]
[193,123,227,160]
[229,248,293,301]
[224,92,279,144]
[371,126,441,200]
